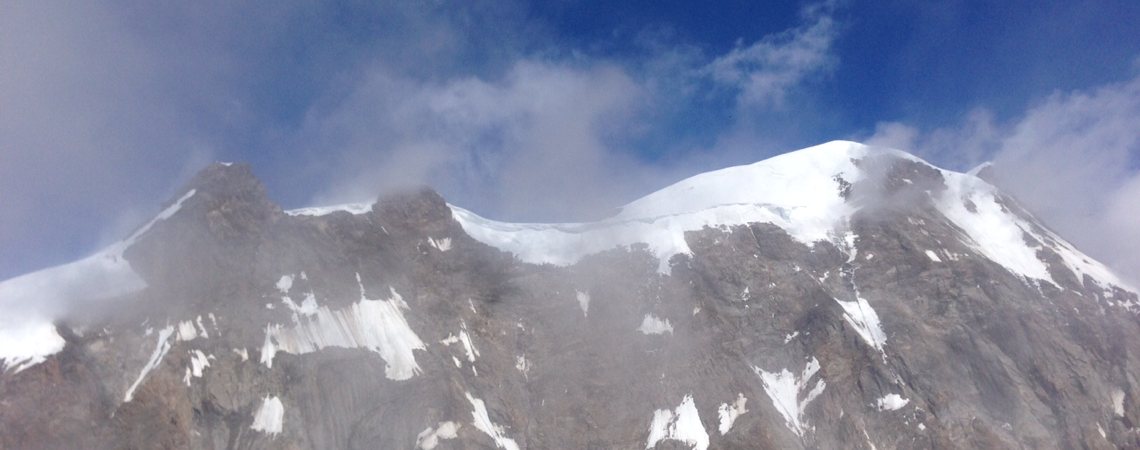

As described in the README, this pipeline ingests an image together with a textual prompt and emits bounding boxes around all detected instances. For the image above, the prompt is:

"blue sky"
[3,0,1140,282]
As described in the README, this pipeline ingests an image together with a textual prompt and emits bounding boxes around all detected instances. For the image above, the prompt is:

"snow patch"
[1112,388,1125,416]
[183,350,211,386]
[276,275,293,294]
[638,314,674,335]
[0,321,65,373]
[515,355,530,377]
[417,421,460,449]
[251,395,285,435]
[277,274,320,320]
[755,357,826,437]
[281,292,320,319]
[259,273,426,380]
[645,394,709,450]
[176,317,209,341]
[925,250,942,263]
[876,394,909,411]
[717,393,748,435]
[466,393,520,450]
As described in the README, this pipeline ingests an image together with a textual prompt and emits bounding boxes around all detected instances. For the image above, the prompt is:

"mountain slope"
[1,141,1138,449]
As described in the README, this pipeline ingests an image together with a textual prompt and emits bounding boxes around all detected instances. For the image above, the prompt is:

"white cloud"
[866,75,1140,286]
[704,9,837,107]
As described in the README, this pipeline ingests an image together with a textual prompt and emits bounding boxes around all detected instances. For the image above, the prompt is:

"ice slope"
[0,189,197,372]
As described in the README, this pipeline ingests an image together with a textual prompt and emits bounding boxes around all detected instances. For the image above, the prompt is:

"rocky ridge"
[1,141,1138,449]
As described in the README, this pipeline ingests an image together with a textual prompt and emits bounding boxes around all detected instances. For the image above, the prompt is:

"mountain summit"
[1,141,1137,449]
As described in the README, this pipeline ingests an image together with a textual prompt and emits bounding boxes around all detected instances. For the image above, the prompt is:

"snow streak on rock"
[645,394,709,450]
[576,290,590,317]
[427,237,452,251]
[259,273,426,380]
[251,395,285,435]
[466,393,520,450]
[835,296,887,353]
[755,357,826,437]
[124,325,175,402]
[441,321,480,364]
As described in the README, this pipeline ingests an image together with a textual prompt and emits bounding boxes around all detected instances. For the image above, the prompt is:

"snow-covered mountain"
[1,141,1137,449]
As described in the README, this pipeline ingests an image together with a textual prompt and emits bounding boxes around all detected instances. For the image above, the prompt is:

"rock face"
[1,141,1139,449]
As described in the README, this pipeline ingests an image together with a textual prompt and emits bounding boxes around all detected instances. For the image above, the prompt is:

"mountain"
[1,141,1137,449]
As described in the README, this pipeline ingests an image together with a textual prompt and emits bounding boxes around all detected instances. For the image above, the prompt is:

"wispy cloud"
[703,6,838,108]
[299,61,650,221]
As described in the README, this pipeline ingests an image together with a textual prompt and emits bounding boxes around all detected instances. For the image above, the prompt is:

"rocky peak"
[180,162,281,234]
[370,187,457,237]
[123,162,281,309]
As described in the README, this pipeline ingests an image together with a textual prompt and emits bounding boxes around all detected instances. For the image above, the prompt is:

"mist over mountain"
[1,141,1137,449]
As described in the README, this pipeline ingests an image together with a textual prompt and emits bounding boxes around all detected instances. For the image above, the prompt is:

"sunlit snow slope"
[452,141,871,273]
[451,140,1134,293]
